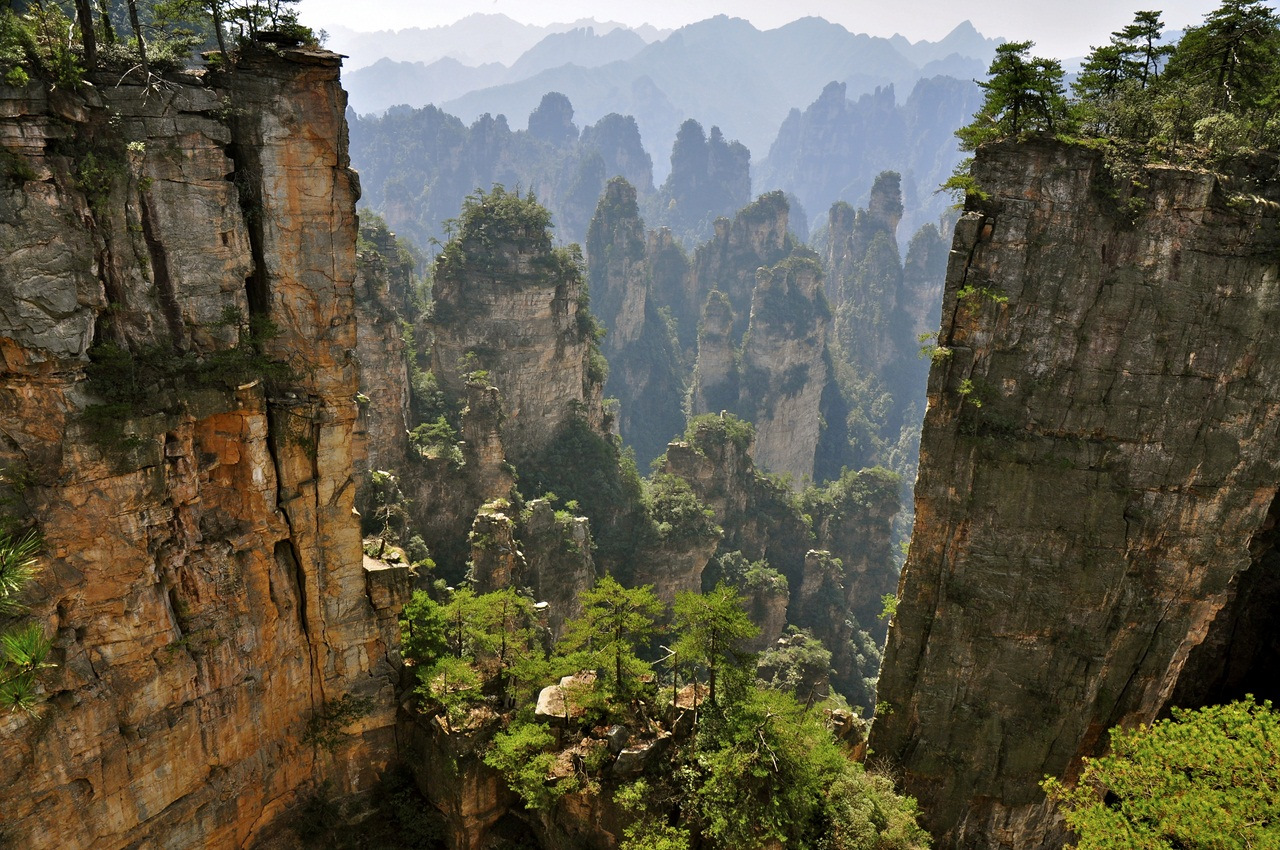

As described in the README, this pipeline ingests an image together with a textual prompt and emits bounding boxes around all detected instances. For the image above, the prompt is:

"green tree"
[1117,11,1174,87]
[400,589,448,670]
[557,575,662,702]
[672,582,758,707]
[1043,698,1280,849]
[484,720,575,809]
[691,686,930,849]
[472,586,542,706]
[1166,0,1280,111]
[957,40,1069,149]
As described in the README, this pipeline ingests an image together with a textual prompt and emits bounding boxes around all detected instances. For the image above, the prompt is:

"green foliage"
[684,413,755,456]
[557,575,662,702]
[648,473,720,542]
[400,590,449,670]
[416,654,484,728]
[957,41,1069,149]
[409,416,463,465]
[520,416,647,566]
[1064,3,1280,157]
[803,466,902,518]
[402,586,545,717]
[436,185,557,283]
[879,593,899,622]
[1044,698,1280,849]
[484,721,575,809]
[755,628,834,704]
[302,693,374,752]
[672,583,759,707]
[705,551,787,595]
[939,159,989,206]
[616,780,693,850]
[690,686,929,850]
[1166,0,1280,112]
[81,320,292,452]
[0,529,52,714]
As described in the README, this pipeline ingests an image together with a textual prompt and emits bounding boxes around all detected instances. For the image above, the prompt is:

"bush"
[484,721,575,809]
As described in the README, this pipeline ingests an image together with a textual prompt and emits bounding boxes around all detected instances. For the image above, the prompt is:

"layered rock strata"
[0,48,410,849]
[872,139,1280,849]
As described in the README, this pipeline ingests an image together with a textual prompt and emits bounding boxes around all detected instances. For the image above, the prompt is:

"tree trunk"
[73,0,96,68]
[97,0,116,45]
[208,0,230,68]
[125,0,149,77]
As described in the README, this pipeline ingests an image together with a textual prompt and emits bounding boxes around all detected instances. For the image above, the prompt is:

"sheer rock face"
[872,139,1280,849]
[739,257,831,481]
[521,499,596,640]
[586,178,685,465]
[353,225,413,487]
[0,49,409,849]
[430,224,606,464]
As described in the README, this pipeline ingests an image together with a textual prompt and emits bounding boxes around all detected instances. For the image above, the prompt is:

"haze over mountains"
[329,14,671,71]
[341,13,1001,176]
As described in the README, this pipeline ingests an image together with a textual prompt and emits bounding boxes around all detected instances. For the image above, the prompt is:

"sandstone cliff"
[872,139,1280,848]
[0,48,411,848]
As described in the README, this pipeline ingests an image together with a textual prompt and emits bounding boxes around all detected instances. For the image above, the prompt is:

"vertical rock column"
[872,139,1280,849]
[224,46,405,824]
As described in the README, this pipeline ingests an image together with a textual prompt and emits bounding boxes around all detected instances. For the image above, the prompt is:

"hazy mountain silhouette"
[329,14,668,71]
[434,17,999,176]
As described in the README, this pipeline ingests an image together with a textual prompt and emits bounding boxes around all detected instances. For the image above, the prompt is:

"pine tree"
[0,530,51,714]
[1166,0,1280,110]
[672,582,758,707]
[557,575,662,702]
[957,41,1069,149]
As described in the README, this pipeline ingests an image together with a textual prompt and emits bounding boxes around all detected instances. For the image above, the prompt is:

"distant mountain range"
[339,15,1001,178]
[328,13,670,71]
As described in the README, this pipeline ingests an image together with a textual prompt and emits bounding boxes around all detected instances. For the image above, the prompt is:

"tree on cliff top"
[673,582,759,707]
[1044,698,1280,849]
[1165,0,1280,111]
[556,575,662,702]
[956,41,1069,149]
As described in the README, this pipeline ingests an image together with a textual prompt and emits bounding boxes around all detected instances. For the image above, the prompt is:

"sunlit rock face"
[0,47,409,848]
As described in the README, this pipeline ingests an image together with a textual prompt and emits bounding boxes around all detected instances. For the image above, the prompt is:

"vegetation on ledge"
[945,0,1280,201]
[400,577,930,850]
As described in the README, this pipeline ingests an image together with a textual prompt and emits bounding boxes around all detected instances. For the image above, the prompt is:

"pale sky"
[294,0,1271,61]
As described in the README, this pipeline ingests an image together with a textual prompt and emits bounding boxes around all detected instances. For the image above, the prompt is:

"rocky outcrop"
[429,190,607,465]
[0,47,411,849]
[872,139,1280,849]
[521,499,595,640]
[688,190,792,347]
[738,253,832,481]
[658,418,899,702]
[689,291,738,415]
[758,76,982,242]
[353,216,414,503]
[652,118,751,244]
[585,178,685,466]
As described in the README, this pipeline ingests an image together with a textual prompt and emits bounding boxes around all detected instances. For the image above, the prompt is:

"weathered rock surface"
[521,498,596,639]
[872,139,1280,849]
[738,253,832,481]
[585,178,685,466]
[0,48,410,849]
[429,193,607,463]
